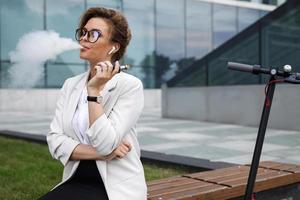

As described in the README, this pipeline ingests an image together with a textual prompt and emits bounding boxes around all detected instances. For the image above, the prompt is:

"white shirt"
[72,86,90,144]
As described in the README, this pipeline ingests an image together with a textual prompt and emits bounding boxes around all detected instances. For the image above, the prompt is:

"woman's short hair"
[79,7,131,62]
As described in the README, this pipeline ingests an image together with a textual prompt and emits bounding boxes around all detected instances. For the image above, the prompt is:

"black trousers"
[38,160,109,200]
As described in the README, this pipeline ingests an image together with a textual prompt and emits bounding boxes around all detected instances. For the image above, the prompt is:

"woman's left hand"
[104,139,132,161]
[87,60,120,93]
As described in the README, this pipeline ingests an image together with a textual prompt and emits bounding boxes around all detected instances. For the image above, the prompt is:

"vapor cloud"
[9,30,80,88]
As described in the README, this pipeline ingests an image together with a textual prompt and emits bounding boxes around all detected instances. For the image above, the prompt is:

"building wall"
[162,85,300,131]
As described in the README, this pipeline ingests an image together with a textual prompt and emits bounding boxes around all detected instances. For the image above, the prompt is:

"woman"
[39,7,147,200]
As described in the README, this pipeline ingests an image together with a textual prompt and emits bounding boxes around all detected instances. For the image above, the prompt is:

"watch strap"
[87,95,103,104]
[87,96,97,102]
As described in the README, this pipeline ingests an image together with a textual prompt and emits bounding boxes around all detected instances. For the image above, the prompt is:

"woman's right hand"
[104,139,132,161]
[87,61,120,94]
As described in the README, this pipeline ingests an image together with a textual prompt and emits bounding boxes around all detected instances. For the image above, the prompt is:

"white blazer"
[47,70,147,200]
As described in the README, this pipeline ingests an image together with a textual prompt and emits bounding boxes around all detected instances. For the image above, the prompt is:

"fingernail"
[116,60,119,65]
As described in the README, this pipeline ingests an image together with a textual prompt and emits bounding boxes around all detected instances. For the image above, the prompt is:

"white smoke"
[9,30,81,88]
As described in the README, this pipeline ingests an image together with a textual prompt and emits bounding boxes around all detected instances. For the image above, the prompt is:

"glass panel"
[1,62,12,88]
[87,0,122,9]
[123,0,155,68]
[46,63,86,87]
[171,63,207,87]
[156,0,185,86]
[127,66,156,89]
[213,4,237,48]
[208,32,260,85]
[186,0,212,59]
[260,10,269,17]
[46,0,85,64]
[238,7,260,32]
[0,0,43,60]
[123,0,155,87]
[261,6,300,77]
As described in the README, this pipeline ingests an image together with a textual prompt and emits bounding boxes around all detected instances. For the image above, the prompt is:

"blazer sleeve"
[86,78,144,156]
[47,79,80,166]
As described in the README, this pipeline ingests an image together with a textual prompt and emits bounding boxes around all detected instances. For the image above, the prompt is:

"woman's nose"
[81,32,88,41]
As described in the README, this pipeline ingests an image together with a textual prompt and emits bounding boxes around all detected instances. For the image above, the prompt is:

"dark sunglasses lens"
[88,30,100,43]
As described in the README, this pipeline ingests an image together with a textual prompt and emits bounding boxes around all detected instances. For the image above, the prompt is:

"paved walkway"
[1,108,300,165]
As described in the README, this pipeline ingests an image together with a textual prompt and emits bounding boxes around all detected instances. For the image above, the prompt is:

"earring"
[108,46,116,55]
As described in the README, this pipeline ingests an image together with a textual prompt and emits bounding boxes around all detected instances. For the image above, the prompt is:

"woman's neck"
[88,61,97,81]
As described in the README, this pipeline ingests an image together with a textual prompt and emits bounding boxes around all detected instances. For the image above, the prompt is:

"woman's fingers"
[96,61,118,75]
[105,140,132,161]
[114,143,131,159]
[104,61,114,72]
[116,151,126,159]
[122,139,132,151]
[112,60,120,75]
[97,62,108,72]
[120,144,129,153]
[93,65,99,74]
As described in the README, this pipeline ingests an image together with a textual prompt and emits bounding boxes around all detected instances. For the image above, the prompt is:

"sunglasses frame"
[75,27,102,43]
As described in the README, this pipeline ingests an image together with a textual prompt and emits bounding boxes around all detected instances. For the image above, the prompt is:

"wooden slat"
[148,178,203,192]
[259,161,300,171]
[147,176,183,187]
[148,180,211,197]
[184,165,248,180]
[284,166,300,173]
[221,170,290,187]
[148,183,227,200]
[147,161,300,200]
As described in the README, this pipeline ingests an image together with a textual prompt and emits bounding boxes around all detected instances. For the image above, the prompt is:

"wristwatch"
[87,95,103,104]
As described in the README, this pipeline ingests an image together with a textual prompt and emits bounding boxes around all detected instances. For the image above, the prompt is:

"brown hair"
[78,7,131,62]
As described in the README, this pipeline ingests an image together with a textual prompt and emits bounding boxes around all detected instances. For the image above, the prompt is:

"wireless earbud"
[108,46,116,55]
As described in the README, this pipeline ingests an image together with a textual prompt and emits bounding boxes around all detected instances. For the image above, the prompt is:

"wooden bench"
[147,161,300,200]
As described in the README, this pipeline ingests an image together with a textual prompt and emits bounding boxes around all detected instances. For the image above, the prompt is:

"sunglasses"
[75,27,102,43]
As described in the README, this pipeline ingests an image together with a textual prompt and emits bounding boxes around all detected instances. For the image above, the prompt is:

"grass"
[0,136,196,200]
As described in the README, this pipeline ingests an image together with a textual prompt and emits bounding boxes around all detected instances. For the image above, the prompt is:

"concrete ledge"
[162,84,300,131]
[0,130,235,170]
[0,130,46,144]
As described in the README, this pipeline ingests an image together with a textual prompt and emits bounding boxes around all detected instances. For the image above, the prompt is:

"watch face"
[96,96,103,104]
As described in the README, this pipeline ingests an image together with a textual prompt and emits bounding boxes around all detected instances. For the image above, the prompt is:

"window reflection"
[46,63,86,87]
[156,0,185,60]
[238,8,260,32]
[186,0,212,59]
[0,0,43,60]
[123,0,155,67]
[213,4,237,48]
[87,0,122,9]
[156,0,185,86]
[46,0,84,64]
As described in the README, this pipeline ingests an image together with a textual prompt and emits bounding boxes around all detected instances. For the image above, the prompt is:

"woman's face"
[79,17,116,64]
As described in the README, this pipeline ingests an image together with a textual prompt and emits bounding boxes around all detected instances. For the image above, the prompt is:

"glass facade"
[167,0,300,87]
[0,0,271,88]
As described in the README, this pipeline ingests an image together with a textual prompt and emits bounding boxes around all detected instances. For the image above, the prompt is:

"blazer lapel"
[66,71,119,139]
[100,76,118,108]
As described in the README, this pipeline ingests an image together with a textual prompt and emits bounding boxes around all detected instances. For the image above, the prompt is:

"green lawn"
[0,136,195,200]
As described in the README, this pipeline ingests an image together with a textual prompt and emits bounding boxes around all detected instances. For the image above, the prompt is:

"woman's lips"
[80,45,90,50]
